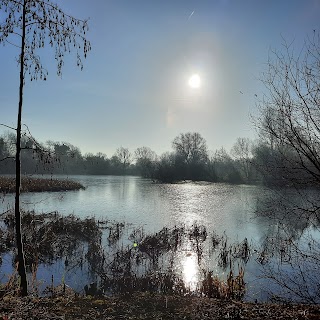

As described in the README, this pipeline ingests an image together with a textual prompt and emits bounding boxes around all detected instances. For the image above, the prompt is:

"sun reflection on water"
[181,253,199,291]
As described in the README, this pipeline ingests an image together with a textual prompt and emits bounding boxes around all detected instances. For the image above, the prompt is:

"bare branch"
[0,123,16,131]
[0,156,15,162]
[5,39,21,48]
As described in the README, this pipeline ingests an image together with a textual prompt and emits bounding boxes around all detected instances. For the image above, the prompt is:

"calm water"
[0,175,316,301]
[1,175,266,239]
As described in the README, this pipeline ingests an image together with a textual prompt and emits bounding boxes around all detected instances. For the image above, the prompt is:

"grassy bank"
[0,176,84,193]
[0,293,320,319]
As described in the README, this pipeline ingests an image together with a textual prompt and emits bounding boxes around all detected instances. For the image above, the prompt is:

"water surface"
[0,175,315,301]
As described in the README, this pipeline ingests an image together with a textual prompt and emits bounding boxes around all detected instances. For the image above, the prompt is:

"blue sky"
[1,0,319,156]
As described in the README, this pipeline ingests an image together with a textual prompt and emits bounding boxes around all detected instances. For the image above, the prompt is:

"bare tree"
[134,146,157,178]
[231,137,253,182]
[255,32,320,302]
[171,132,209,181]
[172,132,208,165]
[115,147,132,171]
[0,0,90,296]
[208,147,242,183]
[134,146,157,162]
[257,32,320,187]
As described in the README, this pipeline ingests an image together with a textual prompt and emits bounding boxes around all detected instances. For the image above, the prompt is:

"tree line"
[0,129,310,187]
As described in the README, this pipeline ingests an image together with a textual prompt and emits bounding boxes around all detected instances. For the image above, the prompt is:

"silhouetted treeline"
[0,130,313,186]
[151,133,259,184]
[0,133,138,176]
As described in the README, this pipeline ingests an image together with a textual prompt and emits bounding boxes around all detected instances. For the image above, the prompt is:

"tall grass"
[0,176,84,193]
[0,211,250,300]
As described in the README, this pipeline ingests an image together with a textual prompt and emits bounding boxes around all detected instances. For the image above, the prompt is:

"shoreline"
[1,293,319,319]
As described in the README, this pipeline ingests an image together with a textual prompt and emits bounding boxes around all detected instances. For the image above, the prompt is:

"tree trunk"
[15,0,28,297]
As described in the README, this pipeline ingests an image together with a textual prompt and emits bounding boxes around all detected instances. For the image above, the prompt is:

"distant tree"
[172,132,208,180]
[115,147,132,172]
[210,147,242,183]
[134,146,157,178]
[54,143,70,157]
[0,136,14,173]
[206,151,218,182]
[154,152,177,182]
[251,141,280,185]
[0,137,9,162]
[85,152,109,175]
[20,134,41,173]
[172,132,208,165]
[0,0,90,295]
[110,154,122,174]
[134,146,156,162]
[230,137,253,183]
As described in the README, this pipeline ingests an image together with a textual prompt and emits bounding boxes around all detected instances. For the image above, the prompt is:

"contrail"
[188,10,194,20]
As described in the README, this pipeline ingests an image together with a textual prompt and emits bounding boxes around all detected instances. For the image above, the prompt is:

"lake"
[0,175,317,302]
[1,175,265,237]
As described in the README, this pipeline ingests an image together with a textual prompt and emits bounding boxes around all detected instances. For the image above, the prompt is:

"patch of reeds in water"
[91,223,248,299]
[0,176,84,193]
[0,211,249,300]
[201,268,245,300]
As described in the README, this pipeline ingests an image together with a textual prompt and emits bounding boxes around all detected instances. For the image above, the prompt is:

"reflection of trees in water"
[255,188,320,239]
[253,30,320,302]
[254,188,320,302]
[256,233,320,303]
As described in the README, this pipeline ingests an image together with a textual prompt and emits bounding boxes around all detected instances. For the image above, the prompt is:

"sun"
[188,74,201,88]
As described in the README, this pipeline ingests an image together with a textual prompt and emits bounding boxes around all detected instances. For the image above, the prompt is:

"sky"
[1,0,320,156]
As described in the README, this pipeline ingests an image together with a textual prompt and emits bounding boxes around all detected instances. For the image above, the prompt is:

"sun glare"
[188,74,201,88]
[182,253,199,291]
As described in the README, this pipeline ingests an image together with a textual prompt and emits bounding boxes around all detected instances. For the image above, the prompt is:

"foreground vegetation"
[0,209,317,303]
[0,176,84,193]
[1,293,320,320]
[0,210,247,300]
[0,210,319,317]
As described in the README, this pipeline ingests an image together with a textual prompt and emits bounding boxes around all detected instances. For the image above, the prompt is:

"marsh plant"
[0,210,249,300]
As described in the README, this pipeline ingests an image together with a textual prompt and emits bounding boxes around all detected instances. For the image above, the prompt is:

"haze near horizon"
[1,0,319,156]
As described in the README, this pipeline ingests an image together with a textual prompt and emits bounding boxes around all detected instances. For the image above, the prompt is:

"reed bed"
[0,176,84,193]
[0,210,250,301]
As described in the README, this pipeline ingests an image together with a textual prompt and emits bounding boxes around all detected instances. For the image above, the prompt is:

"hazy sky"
[1,0,319,156]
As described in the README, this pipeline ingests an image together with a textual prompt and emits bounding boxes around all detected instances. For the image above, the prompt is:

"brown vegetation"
[0,176,84,193]
[0,293,320,319]
[0,211,319,318]
[0,210,247,300]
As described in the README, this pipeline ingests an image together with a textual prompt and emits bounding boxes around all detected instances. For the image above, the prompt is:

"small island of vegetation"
[0,176,84,194]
